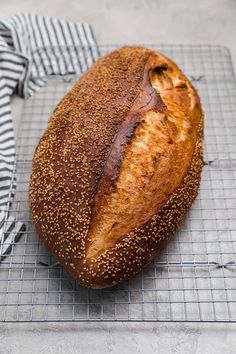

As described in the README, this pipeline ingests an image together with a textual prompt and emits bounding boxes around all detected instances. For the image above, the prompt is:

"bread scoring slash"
[29,46,204,288]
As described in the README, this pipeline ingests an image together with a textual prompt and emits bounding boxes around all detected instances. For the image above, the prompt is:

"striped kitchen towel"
[0,13,98,261]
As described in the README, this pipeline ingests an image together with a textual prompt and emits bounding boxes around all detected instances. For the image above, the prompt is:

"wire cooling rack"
[0,44,236,322]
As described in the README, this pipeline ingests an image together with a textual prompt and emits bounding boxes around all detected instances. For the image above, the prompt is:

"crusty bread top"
[87,53,201,259]
[29,46,203,288]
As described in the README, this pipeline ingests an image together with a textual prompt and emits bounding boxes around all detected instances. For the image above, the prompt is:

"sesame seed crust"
[29,46,204,288]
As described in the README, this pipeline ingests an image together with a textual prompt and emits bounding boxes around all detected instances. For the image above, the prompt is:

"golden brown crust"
[29,46,204,288]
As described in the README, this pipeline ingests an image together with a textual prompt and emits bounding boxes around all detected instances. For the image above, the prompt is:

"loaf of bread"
[29,46,204,288]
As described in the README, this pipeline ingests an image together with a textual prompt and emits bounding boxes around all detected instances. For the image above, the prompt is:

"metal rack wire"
[0,44,236,322]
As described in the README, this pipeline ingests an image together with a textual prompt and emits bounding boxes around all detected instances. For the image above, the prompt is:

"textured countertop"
[1,1,236,353]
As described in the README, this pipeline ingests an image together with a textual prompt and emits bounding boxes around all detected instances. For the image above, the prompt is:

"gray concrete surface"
[1,322,236,354]
[1,0,236,353]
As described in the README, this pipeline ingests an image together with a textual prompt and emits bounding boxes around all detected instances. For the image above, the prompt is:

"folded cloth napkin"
[0,13,98,261]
